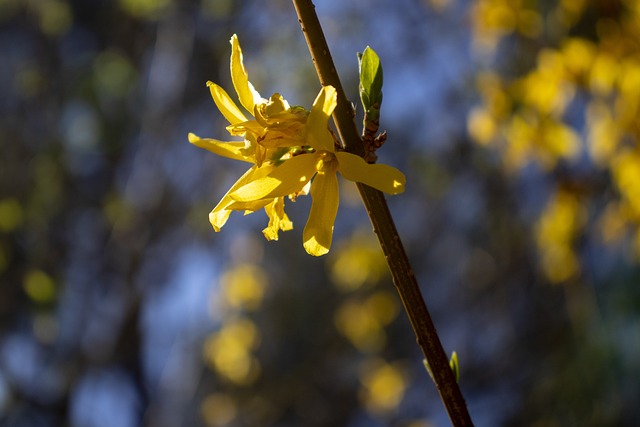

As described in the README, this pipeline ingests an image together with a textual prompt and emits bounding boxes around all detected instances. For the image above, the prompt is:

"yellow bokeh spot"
[201,0,233,19]
[23,270,56,304]
[505,113,580,171]
[556,0,587,27]
[617,59,640,125]
[360,359,407,414]
[467,107,497,145]
[561,38,595,76]
[586,101,620,167]
[334,292,398,352]
[93,50,137,99]
[201,393,237,427]
[537,192,583,245]
[612,149,640,217]
[535,191,584,283]
[34,0,72,36]
[470,72,512,152]
[560,0,587,16]
[365,292,399,326]
[517,10,543,38]
[540,120,581,160]
[220,264,267,311]
[119,0,169,19]
[0,198,23,232]
[481,2,516,33]
[203,318,261,385]
[618,59,640,97]
[335,300,386,352]
[589,53,619,96]
[471,0,542,51]
[540,245,580,283]
[330,234,387,291]
[516,49,574,115]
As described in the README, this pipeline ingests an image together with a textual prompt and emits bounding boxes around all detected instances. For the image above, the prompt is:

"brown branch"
[291,1,474,425]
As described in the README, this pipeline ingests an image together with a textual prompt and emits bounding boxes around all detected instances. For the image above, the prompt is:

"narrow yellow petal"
[227,198,272,213]
[227,120,264,138]
[209,209,233,232]
[188,133,252,163]
[230,153,318,202]
[303,172,340,256]
[209,166,256,231]
[262,204,280,241]
[262,197,293,241]
[336,152,405,195]
[207,82,247,125]
[307,86,337,152]
[208,165,273,231]
[230,34,262,114]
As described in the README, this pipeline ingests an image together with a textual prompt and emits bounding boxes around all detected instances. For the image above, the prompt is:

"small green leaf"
[423,358,435,384]
[358,46,383,119]
[424,352,460,385]
[449,351,460,383]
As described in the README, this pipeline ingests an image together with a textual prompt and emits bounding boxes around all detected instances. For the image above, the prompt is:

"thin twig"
[291,1,474,425]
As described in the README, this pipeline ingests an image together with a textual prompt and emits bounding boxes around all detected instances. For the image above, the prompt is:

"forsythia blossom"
[189,34,405,256]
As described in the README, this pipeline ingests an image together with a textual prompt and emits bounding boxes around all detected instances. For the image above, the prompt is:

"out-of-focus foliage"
[470,0,640,272]
[467,1,640,424]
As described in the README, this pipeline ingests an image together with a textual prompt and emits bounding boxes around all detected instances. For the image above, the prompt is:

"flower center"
[316,151,338,174]
[264,93,290,116]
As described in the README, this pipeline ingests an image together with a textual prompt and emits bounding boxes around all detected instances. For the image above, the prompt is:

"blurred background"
[1,0,640,426]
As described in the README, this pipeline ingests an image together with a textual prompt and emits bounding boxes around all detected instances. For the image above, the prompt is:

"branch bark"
[291,1,474,425]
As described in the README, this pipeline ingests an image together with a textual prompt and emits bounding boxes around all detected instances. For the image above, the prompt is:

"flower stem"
[291,1,474,425]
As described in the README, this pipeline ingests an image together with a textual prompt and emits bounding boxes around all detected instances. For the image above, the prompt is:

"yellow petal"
[303,172,339,256]
[207,82,247,125]
[307,86,337,152]
[336,152,405,195]
[209,209,233,232]
[227,120,264,138]
[188,133,251,163]
[209,165,274,231]
[209,166,256,231]
[230,153,318,202]
[262,197,293,241]
[228,198,272,213]
[211,197,271,232]
[230,34,262,114]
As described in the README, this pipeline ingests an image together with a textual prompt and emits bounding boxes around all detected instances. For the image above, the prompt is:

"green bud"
[423,358,435,383]
[358,46,383,120]
[449,351,460,383]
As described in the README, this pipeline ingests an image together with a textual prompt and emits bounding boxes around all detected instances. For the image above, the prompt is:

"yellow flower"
[189,35,405,255]
[229,86,405,256]
[190,35,307,167]
[188,34,303,240]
